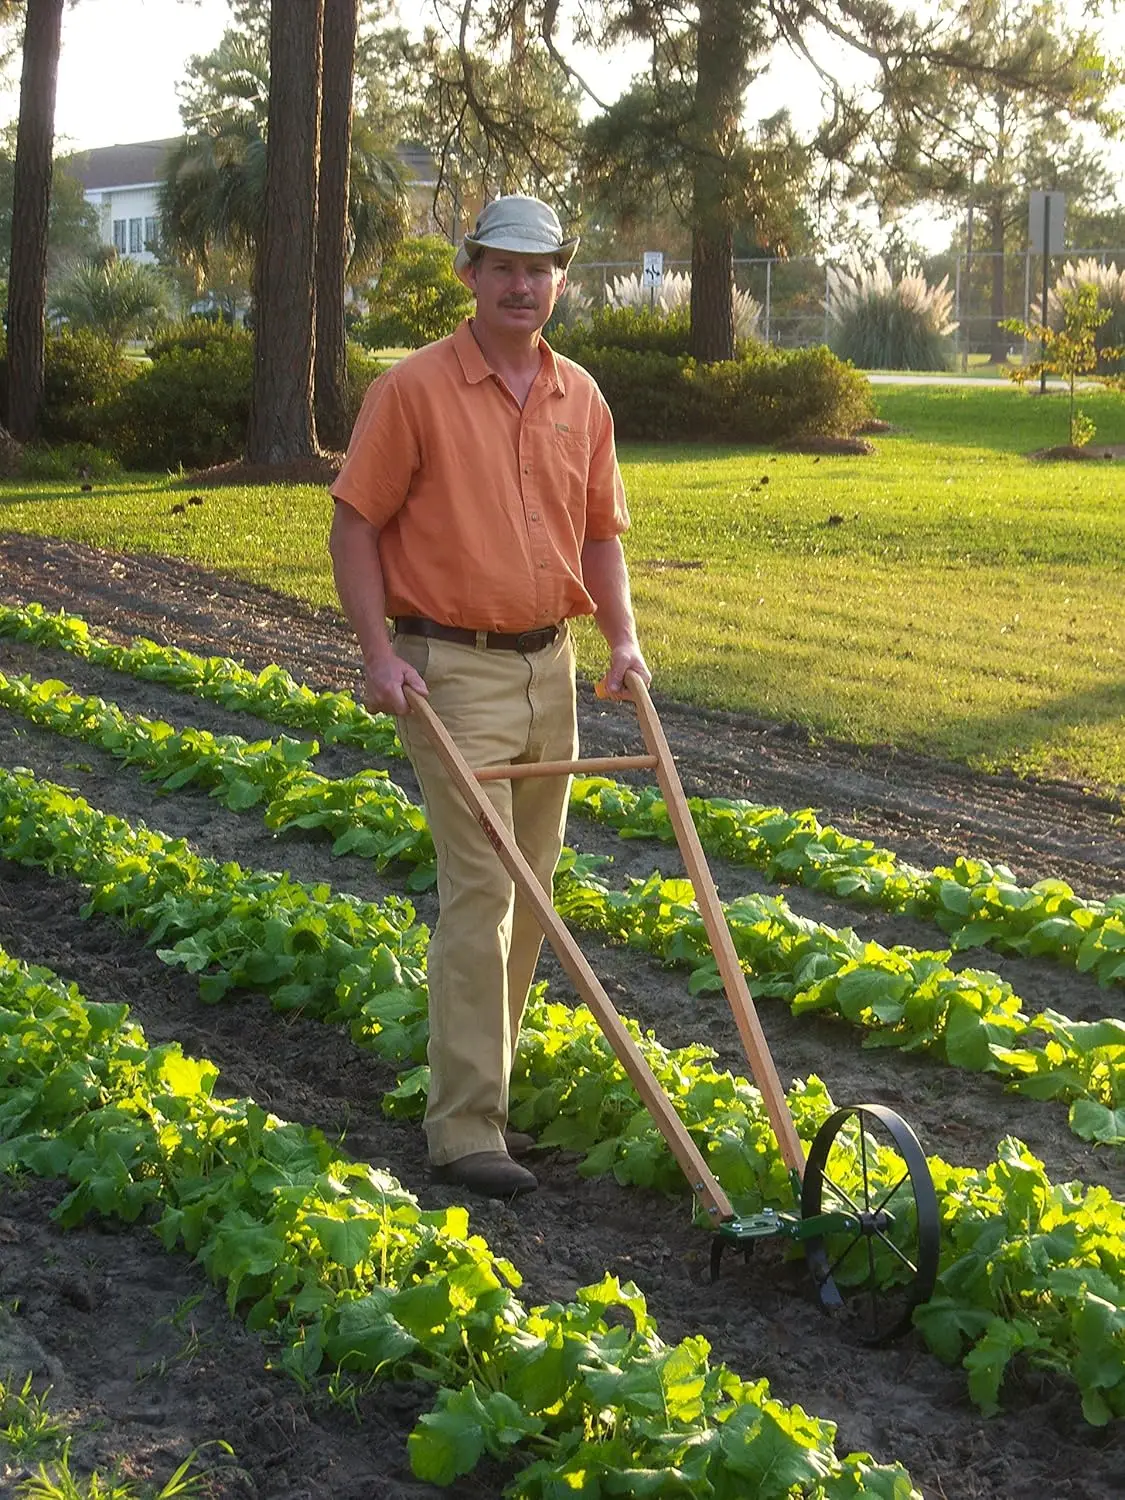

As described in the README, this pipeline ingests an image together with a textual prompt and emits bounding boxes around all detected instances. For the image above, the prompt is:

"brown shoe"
[431,1151,538,1198]
[504,1128,536,1158]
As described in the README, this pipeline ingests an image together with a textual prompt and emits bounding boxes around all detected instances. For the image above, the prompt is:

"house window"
[144,216,159,252]
[112,219,127,252]
[128,217,143,253]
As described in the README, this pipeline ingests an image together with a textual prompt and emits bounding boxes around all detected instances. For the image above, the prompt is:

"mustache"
[500,297,538,307]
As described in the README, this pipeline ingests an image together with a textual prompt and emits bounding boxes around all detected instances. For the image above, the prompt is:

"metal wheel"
[802,1103,939,1344]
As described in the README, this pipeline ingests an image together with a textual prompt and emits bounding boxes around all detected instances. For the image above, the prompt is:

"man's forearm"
[581,536,639,650]
[329,501,394,669]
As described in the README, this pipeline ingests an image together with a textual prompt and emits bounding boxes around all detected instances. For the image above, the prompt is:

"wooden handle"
[475,754,658,783]
[624,672,807,1177]
[403,686,733,1222]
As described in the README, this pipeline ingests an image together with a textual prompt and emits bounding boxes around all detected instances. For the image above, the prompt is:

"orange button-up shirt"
[330,319,630,633]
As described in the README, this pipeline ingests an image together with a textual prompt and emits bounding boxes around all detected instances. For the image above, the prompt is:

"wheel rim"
[802,1103,940,1344]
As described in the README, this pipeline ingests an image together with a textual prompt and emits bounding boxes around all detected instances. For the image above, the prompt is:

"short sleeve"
[330,371,420,528]
[584,391,630,541]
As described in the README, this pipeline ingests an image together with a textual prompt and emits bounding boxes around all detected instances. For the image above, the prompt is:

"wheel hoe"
[406,672,939,1343]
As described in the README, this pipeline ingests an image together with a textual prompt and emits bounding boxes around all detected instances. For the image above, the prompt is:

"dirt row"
[0,534,1124,1498]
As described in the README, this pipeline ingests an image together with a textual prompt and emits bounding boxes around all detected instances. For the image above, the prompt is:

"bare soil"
[1,530,1123,1499]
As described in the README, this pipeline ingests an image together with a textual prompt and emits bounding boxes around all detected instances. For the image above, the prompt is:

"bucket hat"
[453,195,579,280]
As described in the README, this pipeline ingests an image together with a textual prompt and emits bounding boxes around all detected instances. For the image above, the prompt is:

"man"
[329,194,649,1198]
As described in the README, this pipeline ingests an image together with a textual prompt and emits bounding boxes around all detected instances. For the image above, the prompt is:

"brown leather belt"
[394,615,559,653]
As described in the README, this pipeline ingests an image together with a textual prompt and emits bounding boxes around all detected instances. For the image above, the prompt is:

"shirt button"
[530,511,540,521]
[523,465,531,474]
[538,561,547,569]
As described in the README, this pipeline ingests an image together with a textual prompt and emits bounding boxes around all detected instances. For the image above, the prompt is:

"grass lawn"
[1,383,1122,791]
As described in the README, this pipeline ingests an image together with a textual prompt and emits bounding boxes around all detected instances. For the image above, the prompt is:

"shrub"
[687,344,874,441]
[355,233,474,349]
[826,259,957,371]
[0,330,131,443]
[344,341,387,430]
[1037,258,1125,373]
[106,337,252,470]
[551,305,694,358]
[557,340,872,443]
[146,318,251,361]
[17,441,122,481]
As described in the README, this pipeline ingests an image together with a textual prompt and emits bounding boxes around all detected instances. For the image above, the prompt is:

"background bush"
[551,332,872,443]
[146,317,248,361]
[16,441,122,481]
[107,335,252,470]
[551,305,694,358]
[344,342,386,430]
[0,329,131,444]
[355,233,474,349]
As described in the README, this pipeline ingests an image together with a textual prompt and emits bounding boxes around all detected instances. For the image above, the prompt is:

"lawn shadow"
[933,677,1125,799]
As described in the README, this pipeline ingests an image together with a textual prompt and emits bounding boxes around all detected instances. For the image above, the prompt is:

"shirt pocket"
[552,430,592,505]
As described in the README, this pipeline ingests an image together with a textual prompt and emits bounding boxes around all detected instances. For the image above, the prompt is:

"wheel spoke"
[873,1170,910,1218]
[859,1118,873,1209]
[820,1168,862,1217]
[826,1231,865,1283]
[872,1228,919,1276]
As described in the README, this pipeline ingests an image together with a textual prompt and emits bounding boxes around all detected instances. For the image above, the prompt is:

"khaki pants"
[395,626,577,1165]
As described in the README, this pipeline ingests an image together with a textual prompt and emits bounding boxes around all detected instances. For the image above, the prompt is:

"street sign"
[642,251,664,288]
[1029,191,1065,255]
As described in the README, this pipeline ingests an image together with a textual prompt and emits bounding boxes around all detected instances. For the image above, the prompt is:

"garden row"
[1,763,1123,1426]
[4,601,1121,986]
[1,942,919,1497]
[1,662,1121,1151]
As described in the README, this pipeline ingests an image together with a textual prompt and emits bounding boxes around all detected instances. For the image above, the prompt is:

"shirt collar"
[451,318,566,397]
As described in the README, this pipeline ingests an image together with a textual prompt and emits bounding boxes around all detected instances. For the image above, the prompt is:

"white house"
[68,137,445,266]
[69,138,178,263]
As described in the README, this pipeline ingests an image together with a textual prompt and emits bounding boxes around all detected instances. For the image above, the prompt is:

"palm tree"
[160,115,405,293]
[49,256,173,347]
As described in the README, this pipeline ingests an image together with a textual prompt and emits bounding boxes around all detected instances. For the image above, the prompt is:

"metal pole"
[1023,246,1033,367]
[765,259,772,344]
[1040,196,1050,396]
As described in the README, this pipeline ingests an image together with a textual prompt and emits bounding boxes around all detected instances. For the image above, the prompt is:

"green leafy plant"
[1003,282,1121,448]
[826,259,958,371]
[355,234,474,350]
[0,943,922,1493]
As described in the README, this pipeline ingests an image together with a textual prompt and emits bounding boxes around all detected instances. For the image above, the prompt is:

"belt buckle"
[516,626,552,653]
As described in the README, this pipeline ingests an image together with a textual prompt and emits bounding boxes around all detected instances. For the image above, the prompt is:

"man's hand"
[597,642,652,701]
[363,653,429,715]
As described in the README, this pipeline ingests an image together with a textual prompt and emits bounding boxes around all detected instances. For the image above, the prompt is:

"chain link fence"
[568,248,1125,364]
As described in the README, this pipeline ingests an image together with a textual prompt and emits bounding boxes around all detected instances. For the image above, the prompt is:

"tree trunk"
[688,0,745,364]
[247,0,324,464]
[314,0,357,452]
[7,0,64,442]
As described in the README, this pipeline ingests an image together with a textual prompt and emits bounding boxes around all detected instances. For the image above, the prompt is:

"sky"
[2,0,1123,255]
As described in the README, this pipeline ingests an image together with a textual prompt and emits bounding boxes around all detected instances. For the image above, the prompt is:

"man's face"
[467,248,566,337]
